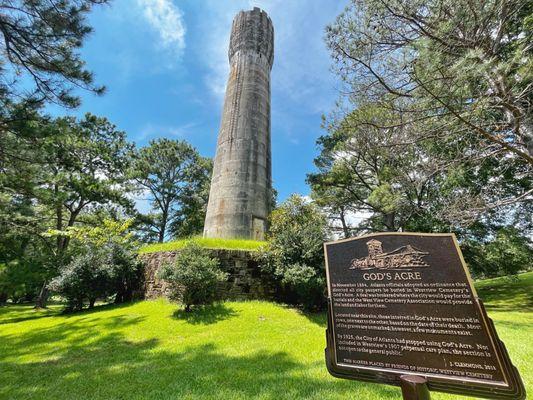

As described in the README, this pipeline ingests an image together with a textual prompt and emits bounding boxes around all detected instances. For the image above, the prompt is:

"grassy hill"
[0,272,531,400]
[138,237,266,254]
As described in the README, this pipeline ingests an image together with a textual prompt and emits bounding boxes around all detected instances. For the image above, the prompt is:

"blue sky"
[49,0,349,205]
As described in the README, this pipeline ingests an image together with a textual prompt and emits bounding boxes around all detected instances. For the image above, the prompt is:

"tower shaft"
[203,8,274,240]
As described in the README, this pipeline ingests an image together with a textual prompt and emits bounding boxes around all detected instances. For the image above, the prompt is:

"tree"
[131,138,210,242]
[0,0,108,109]
[310,184,357,239]
[0,112,133,307]
[0,112,135,308]
[33,114,133,307]
[169,157,213,238]
[42,114,133,251]
[48,218,144,310]
[325,0,533,217]
[259,195,329,310]
[158,243,227,312]
[462,227,533,278]
[308,104,441,234]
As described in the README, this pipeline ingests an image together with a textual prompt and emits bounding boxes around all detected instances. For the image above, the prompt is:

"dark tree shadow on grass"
[172,303,239,325]
[0,317,401,400]
[475,274,533,312]
[301,311,327,327]
[0,301,146,325]
[0,311,58,325]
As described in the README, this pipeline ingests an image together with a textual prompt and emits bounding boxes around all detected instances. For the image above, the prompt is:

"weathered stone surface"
[203,8,274,240]
[141,249,275,301]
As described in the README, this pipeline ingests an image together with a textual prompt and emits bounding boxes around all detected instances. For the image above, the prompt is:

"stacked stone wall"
[141,249,274,301]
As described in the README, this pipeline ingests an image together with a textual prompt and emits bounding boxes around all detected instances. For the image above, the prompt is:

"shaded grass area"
[475,271,533,311]
[0,274,531,400]
[138,236,266,254]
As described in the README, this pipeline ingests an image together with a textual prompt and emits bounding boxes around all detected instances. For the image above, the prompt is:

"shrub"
[463,227,533,279]
[108,243,144,303]
[0,261,44,304]
[49,248,112,312]
[48,218,144,311]
[259,194,329,311]
[49,244,143,312]
[158,243,228,312]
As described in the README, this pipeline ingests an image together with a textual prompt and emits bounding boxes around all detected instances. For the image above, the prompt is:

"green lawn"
[138,236,266,254]
[0,273,531,400]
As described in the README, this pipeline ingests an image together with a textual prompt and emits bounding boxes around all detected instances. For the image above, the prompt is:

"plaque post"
[399,375,430,400]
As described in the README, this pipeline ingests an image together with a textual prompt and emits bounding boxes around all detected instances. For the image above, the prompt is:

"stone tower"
[203,8,274,240]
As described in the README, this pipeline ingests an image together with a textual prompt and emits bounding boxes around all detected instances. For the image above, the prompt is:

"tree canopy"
[0,0,108,108]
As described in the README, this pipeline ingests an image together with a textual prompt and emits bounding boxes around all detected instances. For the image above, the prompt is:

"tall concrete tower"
[203,8,274,240]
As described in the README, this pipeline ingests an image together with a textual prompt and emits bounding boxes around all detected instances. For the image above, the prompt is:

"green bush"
[259,195,329,311]
[47,218,144,311]
[462,227,533,279]
[49,249,112,311]
[0,261,44,304]
[108,243,144,303]
[158,243,228,312]
[49,243,143,312]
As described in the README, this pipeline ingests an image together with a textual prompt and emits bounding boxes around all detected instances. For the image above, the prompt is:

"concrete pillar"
[203,8,274,240]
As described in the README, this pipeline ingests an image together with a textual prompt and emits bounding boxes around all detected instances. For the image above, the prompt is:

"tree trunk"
[158,202,170,243]
[89,298,96,309]
[339,209,350,239]
[520,117,533,158]
[76,297,84,311]
[383,213,396,232]
[34,281,49,309]
[55,183,65,251]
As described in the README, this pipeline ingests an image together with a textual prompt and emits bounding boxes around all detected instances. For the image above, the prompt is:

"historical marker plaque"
[324,233,525,399]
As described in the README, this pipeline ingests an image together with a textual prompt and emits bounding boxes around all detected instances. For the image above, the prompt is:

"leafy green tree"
[0,112,134,307]
[47,218,144,306]
[311,184,357,239]
[0,0,108,108]
[158,243,227,312]
[325,0,533,220]
[169,157,213,238]
[131,138,211,242]
[463,227,533,278]
[259,195,329,310]
[309,104,441,233]
[0,260,44,304]
[42,114,133,250]
[33,114,133,307]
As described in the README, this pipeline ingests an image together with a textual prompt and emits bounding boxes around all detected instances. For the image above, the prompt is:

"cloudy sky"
[51,0,349,203]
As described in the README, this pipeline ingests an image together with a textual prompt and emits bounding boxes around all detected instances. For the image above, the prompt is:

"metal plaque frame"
[324,233,525,399]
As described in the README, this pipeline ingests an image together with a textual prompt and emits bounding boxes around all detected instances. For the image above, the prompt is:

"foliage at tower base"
[158,243,228,312]
[129,139,213,243]
[259,195,329,311]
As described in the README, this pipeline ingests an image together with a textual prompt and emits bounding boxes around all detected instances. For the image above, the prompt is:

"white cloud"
[136,0,186,57]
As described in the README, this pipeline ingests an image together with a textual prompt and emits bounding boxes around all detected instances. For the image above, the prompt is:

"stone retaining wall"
[141,249,275,300]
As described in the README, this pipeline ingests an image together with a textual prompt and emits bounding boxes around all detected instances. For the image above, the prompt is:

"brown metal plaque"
[324,233,525,399]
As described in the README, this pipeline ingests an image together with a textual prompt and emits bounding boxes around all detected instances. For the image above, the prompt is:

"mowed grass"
[0,273,531,400]
[138,236,266,254]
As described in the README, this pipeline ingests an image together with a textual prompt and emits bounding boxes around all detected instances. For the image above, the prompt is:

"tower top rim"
[228,7,274,67]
